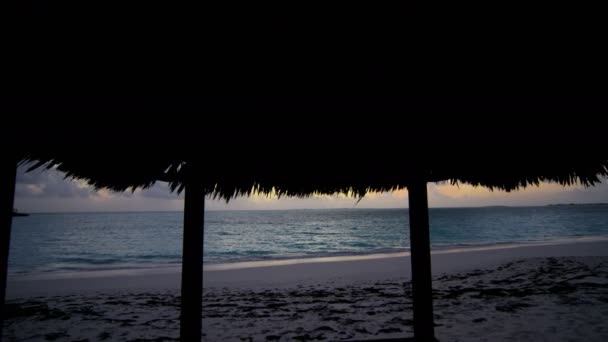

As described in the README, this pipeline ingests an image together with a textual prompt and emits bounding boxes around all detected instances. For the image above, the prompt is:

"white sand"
[5,238,608,341]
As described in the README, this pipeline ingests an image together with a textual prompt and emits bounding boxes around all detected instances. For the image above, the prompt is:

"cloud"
[427,179,608,207]
[15,165,94,198]
[138,182,181,199]
[14,165,185,212]
[15,164,179,200]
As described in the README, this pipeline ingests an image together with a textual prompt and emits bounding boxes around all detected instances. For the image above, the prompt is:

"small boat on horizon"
[12,209,29,217]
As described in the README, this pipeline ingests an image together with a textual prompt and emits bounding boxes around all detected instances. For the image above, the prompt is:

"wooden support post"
[180,180,205,341]
[408,180,435,341]
[0,157,17,342]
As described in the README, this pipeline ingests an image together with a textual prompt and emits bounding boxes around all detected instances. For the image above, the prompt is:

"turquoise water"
[8,206,608,274]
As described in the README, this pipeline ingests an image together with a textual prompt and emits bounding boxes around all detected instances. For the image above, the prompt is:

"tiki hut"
[2,96,608,341]
[4,2,608,341]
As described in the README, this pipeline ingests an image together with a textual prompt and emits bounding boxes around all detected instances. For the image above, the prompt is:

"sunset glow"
[13,166,608,212]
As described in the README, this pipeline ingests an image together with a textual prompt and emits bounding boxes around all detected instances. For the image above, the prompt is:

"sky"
[13,165,608,213]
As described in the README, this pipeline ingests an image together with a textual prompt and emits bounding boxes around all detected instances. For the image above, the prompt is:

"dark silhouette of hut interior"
[2,96,608,341]
[3,2,608,341]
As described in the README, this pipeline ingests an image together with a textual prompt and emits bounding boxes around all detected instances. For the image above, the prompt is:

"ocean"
[8,206,608,275]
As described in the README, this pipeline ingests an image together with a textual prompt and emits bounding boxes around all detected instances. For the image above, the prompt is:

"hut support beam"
[0,157,17,342]
[408,180,435,341]
[180,183,205,341]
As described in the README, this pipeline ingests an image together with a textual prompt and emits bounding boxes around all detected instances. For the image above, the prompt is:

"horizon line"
[15,203,608,214]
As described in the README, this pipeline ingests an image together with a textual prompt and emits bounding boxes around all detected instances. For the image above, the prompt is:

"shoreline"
[10,234,608,280]
[205,234,608,271]
[7,238,608,298]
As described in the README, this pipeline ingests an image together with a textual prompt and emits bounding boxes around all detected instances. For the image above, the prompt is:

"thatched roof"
[4,0,608,192]
[18,150,608,200]
[7,96,607,200]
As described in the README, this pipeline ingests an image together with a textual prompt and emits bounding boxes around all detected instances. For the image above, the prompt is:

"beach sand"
[5,239,608,341]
